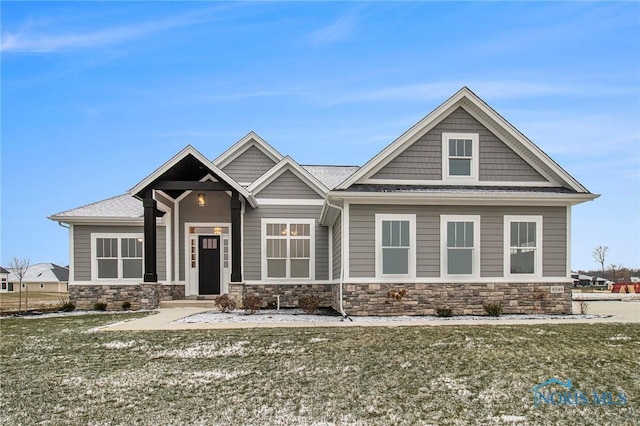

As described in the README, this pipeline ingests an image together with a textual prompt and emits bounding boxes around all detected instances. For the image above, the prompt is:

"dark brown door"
[199,236,221,295]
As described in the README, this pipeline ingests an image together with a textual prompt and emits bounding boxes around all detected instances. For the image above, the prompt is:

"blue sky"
[1,1,639,271]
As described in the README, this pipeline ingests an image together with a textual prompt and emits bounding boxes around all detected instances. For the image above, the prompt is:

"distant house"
[6,263,69,293]
[0,267,9,292]
[571,272,612,288]
[49,87,597,314]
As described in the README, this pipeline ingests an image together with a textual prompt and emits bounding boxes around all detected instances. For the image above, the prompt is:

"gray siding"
[73,225,166,282]
[348,204,566,278]
[255,170,323,199]
[243,205,329,281]
[178,191,231,281]
[371,107,546,182]
[332,215,342,280]
[221,145,276,183]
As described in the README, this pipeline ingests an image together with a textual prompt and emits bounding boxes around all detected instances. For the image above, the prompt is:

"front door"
[198,235,221,295]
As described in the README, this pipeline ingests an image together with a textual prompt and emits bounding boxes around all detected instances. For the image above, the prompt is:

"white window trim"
[442,132,479,182]
[504,215,543,278]
[261,218,316,281]
[375,214,417,278]
[440,215,481,279]
[91,233,144,282]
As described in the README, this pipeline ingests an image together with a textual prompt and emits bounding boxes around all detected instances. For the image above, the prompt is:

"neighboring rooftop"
[6,263,69,283]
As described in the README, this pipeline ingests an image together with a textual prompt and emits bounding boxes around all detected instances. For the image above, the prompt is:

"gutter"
[325,199,352,321]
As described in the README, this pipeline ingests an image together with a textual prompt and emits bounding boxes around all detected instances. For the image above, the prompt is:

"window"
[441,215,480,277]
[504,216,542,277]
[92,234,144,281]
[442,132,479,180]
[262,219,315,280]
[375,214,416,277]
[1,278,6,290]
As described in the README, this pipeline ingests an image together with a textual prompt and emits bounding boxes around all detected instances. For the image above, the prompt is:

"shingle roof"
[7,263,69,283]
[302,165,359,190]
[50,194,143,218]
[336,184,578,194]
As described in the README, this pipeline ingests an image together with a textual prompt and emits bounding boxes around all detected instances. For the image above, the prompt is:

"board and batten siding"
[371,107,546,183]
[221,145,277,184]
[178,191,231,281]
[255,170,323,199]
[348,204,567,279]
[243,205,329,281]
[73,225,167,282]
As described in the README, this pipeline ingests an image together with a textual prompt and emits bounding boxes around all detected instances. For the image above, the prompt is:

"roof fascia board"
[336,87,590,194]
[213,131,284,169]
[336,88,470,189]
[458,93,589,193]
[327,190,598,206]
[47,216,145,225]
[360,178,557,187]
[247,156,329,197]
[128,145,257,208]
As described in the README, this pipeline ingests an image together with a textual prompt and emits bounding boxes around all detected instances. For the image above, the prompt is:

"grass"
[1,313,638,425]
[0,291,68,313]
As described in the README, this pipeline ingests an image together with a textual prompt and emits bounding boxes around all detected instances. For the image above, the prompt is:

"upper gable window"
[442,133,479,181]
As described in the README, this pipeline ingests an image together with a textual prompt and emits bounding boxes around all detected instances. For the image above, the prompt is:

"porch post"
[230,191,242,282]
[143,193,158,283]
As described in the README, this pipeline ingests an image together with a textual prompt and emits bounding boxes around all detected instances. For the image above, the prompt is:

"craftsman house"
[49,87,597,315]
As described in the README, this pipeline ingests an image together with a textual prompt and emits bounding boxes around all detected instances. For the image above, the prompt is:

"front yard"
[1,313,638,425]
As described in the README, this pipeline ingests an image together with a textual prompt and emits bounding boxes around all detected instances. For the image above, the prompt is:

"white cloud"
[306,9,360,46]
[0,5,235,53]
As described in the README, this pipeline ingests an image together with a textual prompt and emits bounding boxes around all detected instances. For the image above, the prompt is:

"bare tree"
[592,246,608,279]
[9,258,29,314]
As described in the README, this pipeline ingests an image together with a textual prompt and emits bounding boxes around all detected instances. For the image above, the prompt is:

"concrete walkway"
[102,300,640,331]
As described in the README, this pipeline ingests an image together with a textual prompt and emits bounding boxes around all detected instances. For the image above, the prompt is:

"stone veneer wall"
[337,282,572,316]
[229,283,334,309]
[69,284,185,310]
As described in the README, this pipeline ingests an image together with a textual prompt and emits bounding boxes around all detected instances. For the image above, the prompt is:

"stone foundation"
[337,282,572,316]
[229,283,334,309]
[69,284,185,310]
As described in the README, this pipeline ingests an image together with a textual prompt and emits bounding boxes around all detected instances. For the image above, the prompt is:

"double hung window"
[263,219,314,280]
[504,216,542,276]
[442,133,479,180]
[93,234,144,280]
[441,215,480,277]
[375,214,416,277]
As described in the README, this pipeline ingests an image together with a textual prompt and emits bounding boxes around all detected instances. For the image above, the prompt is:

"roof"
[7,263,69,283]
[302,165,359,190]
[335,184,578,194]
[336,86,593,194]
[0,267,9,274]
[50,194,143,220]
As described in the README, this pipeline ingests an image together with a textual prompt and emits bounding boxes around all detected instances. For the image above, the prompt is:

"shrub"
[298,295,321,314]
[58,297,76,312]
[578,301,590,315]
[122,301,132,311]
[94,302,107,311]
[243,294,262,314]
[435,306,453,317]
[214,294,236,313]
[483,302,503,317]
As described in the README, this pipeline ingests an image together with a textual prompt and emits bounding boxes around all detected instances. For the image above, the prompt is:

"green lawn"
[1,313,638,425]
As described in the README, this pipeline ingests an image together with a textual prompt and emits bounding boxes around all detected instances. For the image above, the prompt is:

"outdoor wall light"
[213,227,222,235]
[198,193,205,207]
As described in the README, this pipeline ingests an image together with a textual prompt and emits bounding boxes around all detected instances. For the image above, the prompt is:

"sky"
[1,1,639,271]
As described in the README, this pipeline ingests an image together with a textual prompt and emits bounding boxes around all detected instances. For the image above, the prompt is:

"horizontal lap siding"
[332,216,342,280]
[243,205,328,281]
[178,191,231,281]
[371,107,546,183]
[73,225,166,282]
[221,145,276,183]
[348,204,567,278]
[255,170,323,199]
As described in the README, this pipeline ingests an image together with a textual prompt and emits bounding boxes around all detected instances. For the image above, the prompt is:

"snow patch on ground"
[573,292,640,300]
[172,309,605,325]
[608,334,632,341]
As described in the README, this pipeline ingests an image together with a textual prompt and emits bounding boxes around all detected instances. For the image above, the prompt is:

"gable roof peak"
[213,131,284,168]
